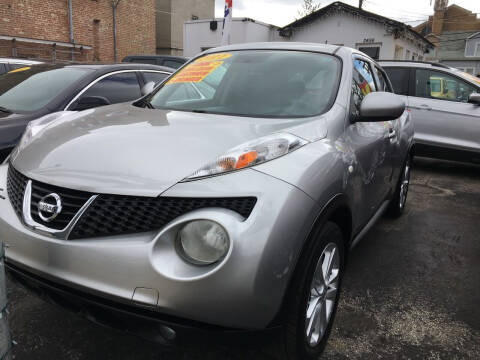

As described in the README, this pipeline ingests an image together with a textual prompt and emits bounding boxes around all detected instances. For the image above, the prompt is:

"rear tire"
[280,222,345,360]
[387,154,412,218]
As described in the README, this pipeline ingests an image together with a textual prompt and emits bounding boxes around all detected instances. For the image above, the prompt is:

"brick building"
[0,0,155,62]
[415,0,480,75]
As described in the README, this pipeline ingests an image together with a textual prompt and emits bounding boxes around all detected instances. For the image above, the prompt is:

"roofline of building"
[185,17,279,29]
[280,1,435,48]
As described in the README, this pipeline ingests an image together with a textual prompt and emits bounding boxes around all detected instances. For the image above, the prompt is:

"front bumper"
[0,164,318,329]
[6,261,280,345]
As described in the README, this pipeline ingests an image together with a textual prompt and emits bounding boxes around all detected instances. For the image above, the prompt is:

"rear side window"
[163,60,183,69]
[142,71,169,86]
[351,59,376,116]
[415,69,478,103]
[81,72,141,104]
[383,67,410,95]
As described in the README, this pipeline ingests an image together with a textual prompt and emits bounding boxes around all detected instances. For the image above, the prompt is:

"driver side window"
[415,69,477,103]
[351,59,377,117]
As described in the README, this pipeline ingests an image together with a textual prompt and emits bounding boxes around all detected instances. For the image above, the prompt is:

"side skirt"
[349,200,390,250]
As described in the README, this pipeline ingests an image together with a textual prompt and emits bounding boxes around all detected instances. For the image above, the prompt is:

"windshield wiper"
[0,106,12,114]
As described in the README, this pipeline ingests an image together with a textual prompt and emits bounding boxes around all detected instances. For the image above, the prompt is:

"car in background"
[380,61,480,163]
[1,43,413,359]
[0,63,173,162]
[0,58,43,75]
[122,54,188,69]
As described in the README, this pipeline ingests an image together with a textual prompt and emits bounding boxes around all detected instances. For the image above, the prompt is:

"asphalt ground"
[6,157,480,359]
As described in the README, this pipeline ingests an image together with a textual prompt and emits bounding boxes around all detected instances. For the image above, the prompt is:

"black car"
[122,55,188,69]
[0,63,173,162]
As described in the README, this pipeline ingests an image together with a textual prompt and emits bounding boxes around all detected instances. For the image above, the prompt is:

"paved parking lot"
[7,157,480,360]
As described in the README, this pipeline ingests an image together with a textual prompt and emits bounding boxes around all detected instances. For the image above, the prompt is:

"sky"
[214,0,480,27]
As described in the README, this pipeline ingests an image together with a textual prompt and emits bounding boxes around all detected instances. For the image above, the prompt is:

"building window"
[191,15,199,20]
[358,46,380,60]
[394,45,403,60]
[405,49,410,60]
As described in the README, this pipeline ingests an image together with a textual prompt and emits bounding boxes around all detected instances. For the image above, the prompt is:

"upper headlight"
[185,133,308,180]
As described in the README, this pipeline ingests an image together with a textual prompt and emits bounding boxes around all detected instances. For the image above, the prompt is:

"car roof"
[123,54,188,61]
[378,60,451,70]
[64,63,175,72]
[200,42,379,61]
[22,63,175,74]
[0,58,43,65]
[202,42,341,55]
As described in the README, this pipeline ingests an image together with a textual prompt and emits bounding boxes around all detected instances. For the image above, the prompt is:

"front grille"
[6,165,27,220]
[7,165,257,240]
[69,195,257,239]
[29,181,92,230]
[7,165,92,230]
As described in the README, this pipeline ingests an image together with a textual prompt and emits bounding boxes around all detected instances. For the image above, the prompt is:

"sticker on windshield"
[8,66,31,73]
[167,53,231,84]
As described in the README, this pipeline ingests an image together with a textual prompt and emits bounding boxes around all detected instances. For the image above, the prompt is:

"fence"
[0,242,11,360]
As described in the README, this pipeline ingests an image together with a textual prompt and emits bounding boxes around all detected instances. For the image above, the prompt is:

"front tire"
[281,222,345,360]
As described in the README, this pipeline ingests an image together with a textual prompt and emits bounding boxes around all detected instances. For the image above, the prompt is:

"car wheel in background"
[387,155,412,218]
[281,222,345,360]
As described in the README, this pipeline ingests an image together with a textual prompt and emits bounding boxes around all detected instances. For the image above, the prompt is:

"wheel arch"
[269,193,353,326]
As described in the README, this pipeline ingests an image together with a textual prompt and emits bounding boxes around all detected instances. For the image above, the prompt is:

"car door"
[346,57,393,227]
[373,64,402,177]
[68,71,142,111]
[408,68,480,158]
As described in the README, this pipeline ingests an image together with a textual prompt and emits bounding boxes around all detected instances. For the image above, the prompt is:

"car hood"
[12,104,328,196]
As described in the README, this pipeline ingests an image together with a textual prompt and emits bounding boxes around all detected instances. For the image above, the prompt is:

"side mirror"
[468,92,480,105]
[71,96,110,111]
[141,81,156,96]
[357,92,406,122]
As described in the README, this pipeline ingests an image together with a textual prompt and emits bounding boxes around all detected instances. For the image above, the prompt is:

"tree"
[298,0,321,17]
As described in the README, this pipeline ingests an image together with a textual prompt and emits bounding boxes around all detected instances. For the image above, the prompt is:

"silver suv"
[1,43,413,359]
[380,61,480,163]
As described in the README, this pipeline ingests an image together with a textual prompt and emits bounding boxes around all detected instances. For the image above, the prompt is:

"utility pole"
[68,0,74,61]
[112,0,121,62]
[359,0,364,9]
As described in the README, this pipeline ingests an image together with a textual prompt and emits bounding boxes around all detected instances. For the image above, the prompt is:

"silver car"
[381,61,480,163]
[1,43,413,359]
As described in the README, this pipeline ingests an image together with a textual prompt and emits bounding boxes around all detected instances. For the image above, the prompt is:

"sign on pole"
[221,0,233,46]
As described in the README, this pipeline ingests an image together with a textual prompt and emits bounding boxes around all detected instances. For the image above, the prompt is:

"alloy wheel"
[305,242,340,347]
[399,159,411,210]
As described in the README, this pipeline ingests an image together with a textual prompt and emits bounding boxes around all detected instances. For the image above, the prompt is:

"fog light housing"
[177,220,229,265]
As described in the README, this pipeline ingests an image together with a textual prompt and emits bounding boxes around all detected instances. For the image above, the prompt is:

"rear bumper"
[6,260,281,346]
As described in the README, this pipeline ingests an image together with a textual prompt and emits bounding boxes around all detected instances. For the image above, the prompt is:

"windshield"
[148,50,341,118]
[0,66,91,112]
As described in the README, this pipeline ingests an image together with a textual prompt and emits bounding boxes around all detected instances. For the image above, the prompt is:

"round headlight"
[178,220,229,265]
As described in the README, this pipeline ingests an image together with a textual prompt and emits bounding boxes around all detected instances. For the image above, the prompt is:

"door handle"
[418,104,432,111]
[387,129,396,139]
